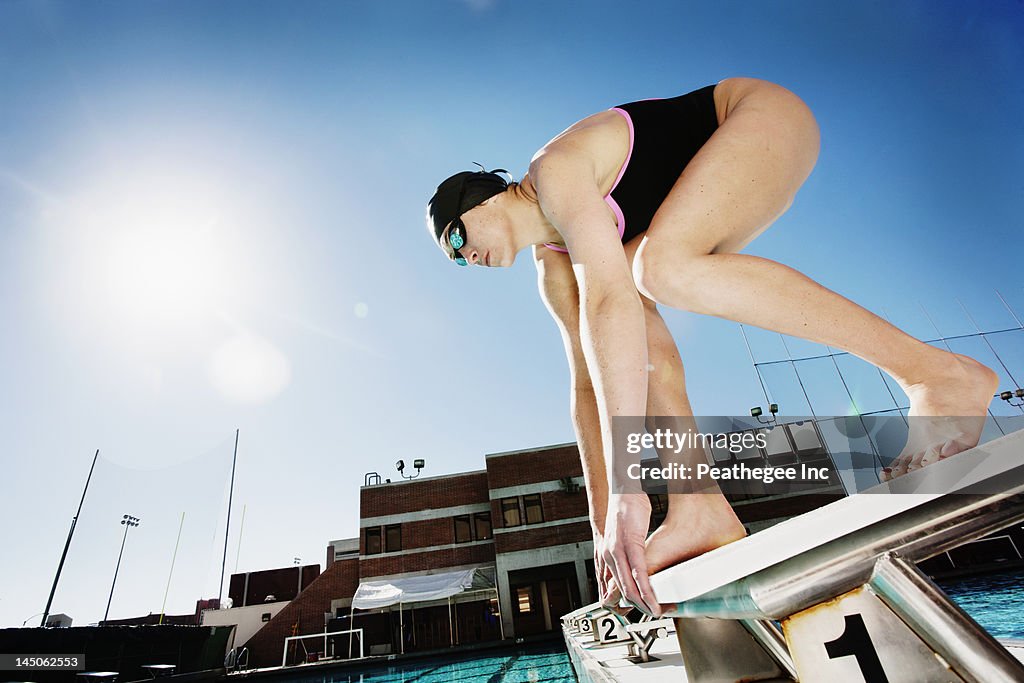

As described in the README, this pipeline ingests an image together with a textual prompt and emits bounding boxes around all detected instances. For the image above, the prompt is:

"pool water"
[274,641,575,682]
[939,569,1024,640]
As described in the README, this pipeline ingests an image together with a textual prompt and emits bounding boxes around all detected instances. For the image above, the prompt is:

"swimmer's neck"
[509,174,563,248]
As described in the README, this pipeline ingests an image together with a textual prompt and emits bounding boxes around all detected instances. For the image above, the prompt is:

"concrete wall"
[201,601,289,646]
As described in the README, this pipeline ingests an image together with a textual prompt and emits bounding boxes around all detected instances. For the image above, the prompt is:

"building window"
[385,524,402,553]
[455,512,493,542]
[501,497,522,527]
[454,515,473,543]
[474,512,492,540]
[365,527,382,555]
[516,586,532,613]
[523,493,544,524]
[261,612,271,622]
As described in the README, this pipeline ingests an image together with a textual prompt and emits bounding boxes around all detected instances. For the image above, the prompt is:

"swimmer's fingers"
[606,535,660,617]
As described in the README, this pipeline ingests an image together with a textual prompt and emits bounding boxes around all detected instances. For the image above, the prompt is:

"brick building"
[343,443,592,655]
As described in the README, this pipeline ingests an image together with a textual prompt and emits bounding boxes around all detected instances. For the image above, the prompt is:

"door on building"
[544,576,576,623]
[508,563,582,637]
[510,582,547,637]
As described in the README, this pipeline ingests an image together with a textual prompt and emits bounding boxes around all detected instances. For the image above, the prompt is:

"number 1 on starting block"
[784,586,964,682]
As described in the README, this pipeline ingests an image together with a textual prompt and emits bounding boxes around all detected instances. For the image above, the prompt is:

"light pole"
[103,514,140,624]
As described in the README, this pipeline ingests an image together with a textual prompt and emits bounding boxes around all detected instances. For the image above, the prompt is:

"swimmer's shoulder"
[530,109,630,197]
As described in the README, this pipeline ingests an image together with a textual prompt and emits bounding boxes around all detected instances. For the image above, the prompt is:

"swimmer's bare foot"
[883,353,999,481]
[599,495,745,611]
[645,494,746,579]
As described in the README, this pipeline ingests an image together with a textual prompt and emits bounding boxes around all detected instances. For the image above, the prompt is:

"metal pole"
[994,289,1023,329]
[348,604,355,659]
[103,523,130,623]
[159,512,186,625]
[233,504,246,574]
[399,601,404,654]
[41,449,99,627]
[870,553,1024,683]
[957,298,1021,388]
[448,596,454,646]
[496,588,505,640]
[218,429,239,607]
[739,324,773,407]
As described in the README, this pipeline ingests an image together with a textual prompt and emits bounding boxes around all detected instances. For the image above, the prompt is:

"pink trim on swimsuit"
[543,107,634,253]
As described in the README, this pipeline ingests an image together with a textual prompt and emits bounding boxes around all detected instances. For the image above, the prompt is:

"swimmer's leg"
[639,300,746,577]
[633,78,997,481]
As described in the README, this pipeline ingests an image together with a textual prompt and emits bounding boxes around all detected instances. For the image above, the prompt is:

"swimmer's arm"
[532,150,658,614]
[533,246,607,533]
[530,149,649,477]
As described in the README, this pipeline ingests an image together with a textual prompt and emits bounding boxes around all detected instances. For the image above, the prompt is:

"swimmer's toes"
[918,445,943,469]
[938,438,970,459]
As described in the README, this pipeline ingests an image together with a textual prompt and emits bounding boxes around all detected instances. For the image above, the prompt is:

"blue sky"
[1,0,1022,627]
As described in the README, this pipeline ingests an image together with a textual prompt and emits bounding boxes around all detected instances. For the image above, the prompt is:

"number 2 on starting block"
[592,614,630,644]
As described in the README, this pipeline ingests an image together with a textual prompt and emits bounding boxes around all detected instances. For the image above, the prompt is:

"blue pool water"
[274,641,575,682]
[269,571,1021,682]
[939,569,1024,640]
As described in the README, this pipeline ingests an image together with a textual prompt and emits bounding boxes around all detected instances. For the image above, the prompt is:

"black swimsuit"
[544,84,720,252]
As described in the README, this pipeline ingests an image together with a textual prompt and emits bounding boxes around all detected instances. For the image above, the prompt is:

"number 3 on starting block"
[592,614,630,644]
[784,586,963,682]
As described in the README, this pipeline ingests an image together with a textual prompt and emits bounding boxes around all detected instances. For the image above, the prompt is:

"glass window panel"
[385,524,401,553]
[788,421,823,452]
[516,586,532,613]
[762,426,793,457]
[734,430,764,461]
[365,527,381,555]
[758,361,814,417]
[523,494,544,524]
[794,356,857,417]
[454,515,472,543]
[501,498,521,527]
[474,512,492,540]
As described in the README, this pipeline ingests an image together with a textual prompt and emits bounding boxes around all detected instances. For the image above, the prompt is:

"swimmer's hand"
[592,527,614,606]
[603,493,660,616]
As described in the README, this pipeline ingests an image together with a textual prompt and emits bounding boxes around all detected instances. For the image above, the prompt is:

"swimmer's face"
[441,198,516,268]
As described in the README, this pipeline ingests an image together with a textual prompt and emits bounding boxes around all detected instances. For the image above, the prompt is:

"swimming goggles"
[446,220,469,267]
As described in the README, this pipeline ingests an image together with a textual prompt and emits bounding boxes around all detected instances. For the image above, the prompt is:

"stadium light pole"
[103,515,140,624]
[41,449,100,628]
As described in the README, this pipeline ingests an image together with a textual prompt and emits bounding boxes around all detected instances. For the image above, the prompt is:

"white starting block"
[562,604,608,637]
[577,608,601,636]
[648,429,1024,683]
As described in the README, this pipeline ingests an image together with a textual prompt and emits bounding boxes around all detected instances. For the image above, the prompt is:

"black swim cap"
[426,167,509,247]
